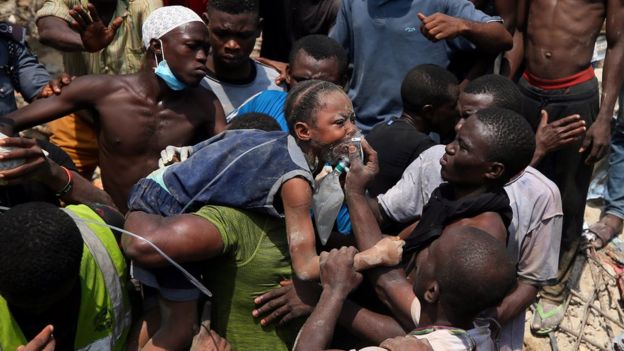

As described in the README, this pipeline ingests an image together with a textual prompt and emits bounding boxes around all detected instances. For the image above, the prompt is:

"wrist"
[321,284,352,300]
[47,165,73,197]
[458,19,471,37]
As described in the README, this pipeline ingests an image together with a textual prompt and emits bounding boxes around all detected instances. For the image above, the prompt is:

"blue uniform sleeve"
[444,0,503,52]
[8,41,50,102]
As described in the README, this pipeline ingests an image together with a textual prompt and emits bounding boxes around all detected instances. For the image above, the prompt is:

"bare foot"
[585,214,624,249]
[354,236,405,270]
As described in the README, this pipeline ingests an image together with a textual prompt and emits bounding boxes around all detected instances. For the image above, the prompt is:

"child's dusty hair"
[284,80,347,136]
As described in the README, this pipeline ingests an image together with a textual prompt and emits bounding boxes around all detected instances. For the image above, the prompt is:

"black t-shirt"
[365,118,436,197]
[0,139,78,207]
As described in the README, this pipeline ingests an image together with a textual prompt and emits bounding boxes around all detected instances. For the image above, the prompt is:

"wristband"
[55,166,73,197]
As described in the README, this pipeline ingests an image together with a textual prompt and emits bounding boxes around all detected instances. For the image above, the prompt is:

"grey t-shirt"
[377,144,563,351]
[329,0,501,132]
[201,60,284,115]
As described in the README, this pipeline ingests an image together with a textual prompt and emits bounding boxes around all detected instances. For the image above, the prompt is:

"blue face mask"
[154,41,188,91]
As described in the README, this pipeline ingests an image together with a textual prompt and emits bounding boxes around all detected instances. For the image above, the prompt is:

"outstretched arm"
[123,211,225,267]
[0,75,107,134]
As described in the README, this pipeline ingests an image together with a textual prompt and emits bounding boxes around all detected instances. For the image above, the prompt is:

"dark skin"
[515,0,624,164]
[0,137,115,207]
[285,52,345,88]
[37,1,121,53]
[0,23,226,212]
[203,7,262,82]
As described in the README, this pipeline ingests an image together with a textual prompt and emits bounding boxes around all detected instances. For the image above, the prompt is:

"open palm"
[69,3,124,52]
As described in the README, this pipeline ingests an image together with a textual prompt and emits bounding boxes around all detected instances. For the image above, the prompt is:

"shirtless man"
[0,6,225,212]
[514,0,624,332]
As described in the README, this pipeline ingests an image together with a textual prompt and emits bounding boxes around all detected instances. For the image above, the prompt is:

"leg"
[588,114,624,247]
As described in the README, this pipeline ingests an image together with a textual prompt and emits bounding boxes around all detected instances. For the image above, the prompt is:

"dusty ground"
[524,205,624,351]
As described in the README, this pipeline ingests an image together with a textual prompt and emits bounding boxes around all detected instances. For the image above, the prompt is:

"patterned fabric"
[141,5,203,48]
[36,0,161,76]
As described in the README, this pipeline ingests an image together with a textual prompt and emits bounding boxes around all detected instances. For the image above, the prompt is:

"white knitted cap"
[142,6,204,48]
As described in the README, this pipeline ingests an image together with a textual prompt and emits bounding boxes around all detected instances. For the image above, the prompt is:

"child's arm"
[281,177,321,280]
[281,178,405,282]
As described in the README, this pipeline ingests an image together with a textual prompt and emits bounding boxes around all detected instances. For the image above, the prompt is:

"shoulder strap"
[62,209,125,344]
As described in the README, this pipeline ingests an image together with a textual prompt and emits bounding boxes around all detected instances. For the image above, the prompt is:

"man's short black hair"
[401,64,458,114]
[285,79,347,135]
[207,0,259,15]
[474,107,535,183]
[229,112,281,131]
[0,202,83,302]
[436,226,515,318]
[288,35,348,78]
[464,74,522,114]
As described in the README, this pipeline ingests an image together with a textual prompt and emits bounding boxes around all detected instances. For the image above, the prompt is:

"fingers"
[69,5,92,30]
[417,12,427,22]
[586,142,607,165]
[87,3,100,23]
[18,325,55,351]
[538,110,549,128]
[579,133,592,154]
[0,136,36,149]
[360,138,378,166]
[179,146,191,162]
[261,305,291,326]
[109,16,124,32]
[252,293,286,317]
[253,285,288,305]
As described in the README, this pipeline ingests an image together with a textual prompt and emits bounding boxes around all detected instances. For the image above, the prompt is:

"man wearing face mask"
[0,6,226,213]
[35,0,162,179]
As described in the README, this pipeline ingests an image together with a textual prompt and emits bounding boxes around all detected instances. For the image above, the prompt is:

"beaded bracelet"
[55,166,73,197]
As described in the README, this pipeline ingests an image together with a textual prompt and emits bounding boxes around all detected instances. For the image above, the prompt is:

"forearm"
[4,97,83,131]
[338,299,407,345]
[461,21,513,54]
[41,161,114,207]
[294,289,347,351]
[598,45,624,121]
[495,281,538,325]
[37,16,85,52]
[346,192,385,250]
[292,254,321,281]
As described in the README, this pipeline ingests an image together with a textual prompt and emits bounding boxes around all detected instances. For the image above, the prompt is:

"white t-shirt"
[376,144,563,350]
[357,298,494,351]
[200,60,284,115]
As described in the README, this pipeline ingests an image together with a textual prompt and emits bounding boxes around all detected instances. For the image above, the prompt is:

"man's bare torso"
[524,0,605,79]
[91,74,219,212]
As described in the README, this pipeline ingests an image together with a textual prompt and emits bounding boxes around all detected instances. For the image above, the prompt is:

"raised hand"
[345,138,378,195]
[417,12,466,42]
[69,3,124,53]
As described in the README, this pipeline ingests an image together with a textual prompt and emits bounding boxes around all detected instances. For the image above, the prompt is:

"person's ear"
[424,281,440,304]
[202,11,210,25]
[285,64,293,86]
[484,162,505,182]
[421,104,434,120]
[294,121,311,142]
[149,39,163,61]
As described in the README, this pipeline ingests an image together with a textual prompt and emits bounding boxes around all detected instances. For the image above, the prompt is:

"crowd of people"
[0,0,622,350]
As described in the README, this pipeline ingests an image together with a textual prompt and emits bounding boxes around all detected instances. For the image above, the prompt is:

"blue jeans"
[603,94,624,220]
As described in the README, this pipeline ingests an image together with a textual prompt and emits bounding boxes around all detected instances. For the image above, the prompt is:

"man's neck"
[450,184,490,200]
[206,56,255,83]
[419,305,472,331]
[400,111,429,134]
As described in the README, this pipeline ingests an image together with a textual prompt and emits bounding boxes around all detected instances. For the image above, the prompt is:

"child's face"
[440,116,492,186]
[308,91,358,164]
